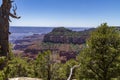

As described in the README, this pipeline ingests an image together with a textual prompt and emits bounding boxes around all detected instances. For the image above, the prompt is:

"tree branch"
[9,13,20,19]
[88,65,102,79]
[67,64,80,80]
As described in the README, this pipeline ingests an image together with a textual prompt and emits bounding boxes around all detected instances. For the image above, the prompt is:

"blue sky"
[1,0,120,27]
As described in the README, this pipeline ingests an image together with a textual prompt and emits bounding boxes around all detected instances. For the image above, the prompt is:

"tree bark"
[0,0,9,56]
[0,0,20,57]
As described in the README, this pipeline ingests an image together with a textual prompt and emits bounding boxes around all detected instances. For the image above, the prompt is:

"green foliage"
[0,57,6,64]
[34,50,79,80]
[0,71,5,80]
[54,63,68,80]
[0,49,34,79]
[65,59,78,79]
[5,56,30,78]
[53,59,78,80]
[77,23,120,80]
[1,49,79,80]
[34,50,53,80]
[0,57,6,80]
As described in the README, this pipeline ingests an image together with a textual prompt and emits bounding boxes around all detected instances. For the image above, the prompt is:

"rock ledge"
[9,77,42,80]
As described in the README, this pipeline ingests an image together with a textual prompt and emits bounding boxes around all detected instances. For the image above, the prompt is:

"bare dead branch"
[67,64,80,80]
[9,13,21,19]
[12,4,17,15]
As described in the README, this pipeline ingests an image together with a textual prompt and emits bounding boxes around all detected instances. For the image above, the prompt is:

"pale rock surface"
[9,77,42,80]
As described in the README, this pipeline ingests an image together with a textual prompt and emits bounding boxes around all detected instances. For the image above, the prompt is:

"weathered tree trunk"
[0,25,9,56]
[47,63,51,80]
[0,0,9,56]
[0,0,20,57]
[67,64,80,80]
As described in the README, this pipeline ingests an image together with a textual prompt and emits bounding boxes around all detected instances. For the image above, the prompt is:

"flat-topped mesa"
[43,27,94,44]
[52,27,72,32]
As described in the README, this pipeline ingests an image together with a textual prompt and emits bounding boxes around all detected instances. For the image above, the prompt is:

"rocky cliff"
[43,27,94,44]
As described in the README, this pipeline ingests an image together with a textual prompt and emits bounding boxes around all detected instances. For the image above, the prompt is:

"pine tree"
[78,23,120,80]
[34,50,53,80]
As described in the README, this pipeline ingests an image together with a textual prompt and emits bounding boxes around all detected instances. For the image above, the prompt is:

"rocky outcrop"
[60,51,77,63]
[13,34,44,50]
[43,27,94,44]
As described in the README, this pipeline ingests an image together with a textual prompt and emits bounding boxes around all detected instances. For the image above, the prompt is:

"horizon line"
[10,26,95,28]
[10,25,120,28]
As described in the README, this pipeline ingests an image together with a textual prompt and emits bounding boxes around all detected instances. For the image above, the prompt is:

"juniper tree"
[77,23,120,80]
